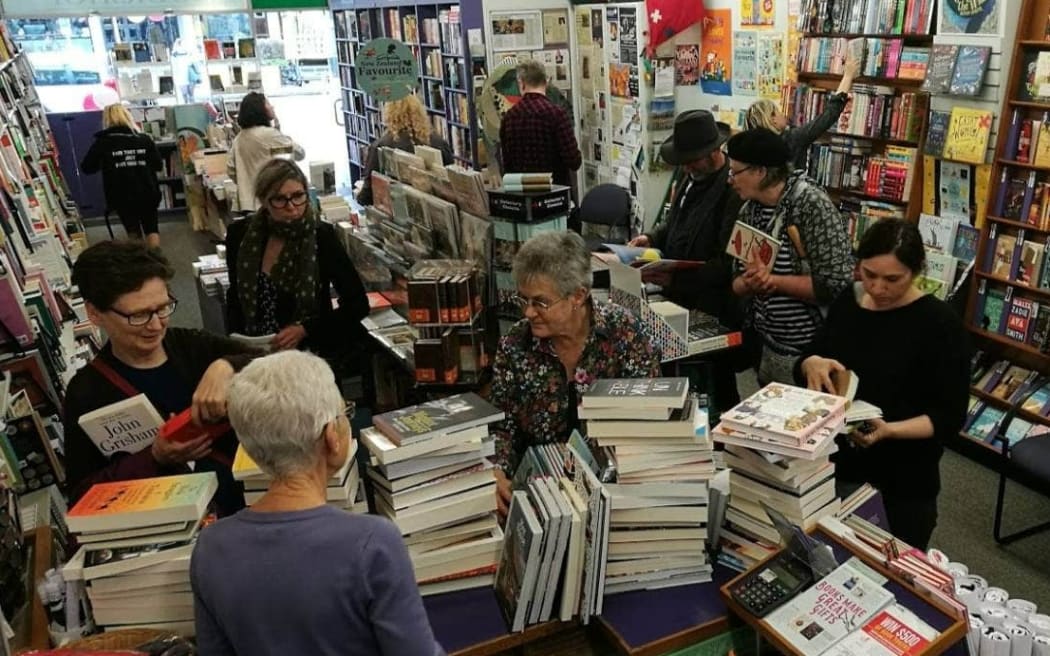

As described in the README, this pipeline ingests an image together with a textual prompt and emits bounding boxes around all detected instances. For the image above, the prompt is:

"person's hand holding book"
[192,359,236,425]
[493,468,512,518]
[849,417,890,448]
[800,355,846,394]
[152,430,213,466]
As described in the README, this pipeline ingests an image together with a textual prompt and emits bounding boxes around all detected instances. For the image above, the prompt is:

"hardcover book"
[947,45,991,96]
[77,394,163,457]
[66,473,218,533]
[766,561,895,655]
[1018,240,1045,286]
[493,490,544,632]
[923,111,950,158]
[951,224,979,262]
[920,44,958,94]
[942,107,992,164]
[1005,297,1037,342]
[373,393,504,446]
[581,377,690,410]
[916,213,959,253]
[721,383,848,445]
[725,221,781,271]
[991,234,1017,279]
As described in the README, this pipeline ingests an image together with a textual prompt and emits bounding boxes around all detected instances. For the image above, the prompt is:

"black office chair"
[577,183,632,250]
[991,380,1050,544]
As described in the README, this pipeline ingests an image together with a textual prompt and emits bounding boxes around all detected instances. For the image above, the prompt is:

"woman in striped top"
[726,128,855,385]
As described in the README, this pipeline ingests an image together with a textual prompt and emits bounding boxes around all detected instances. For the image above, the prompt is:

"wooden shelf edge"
[998,158,1050,172]
[969,387,1050,426]
[974,271,1050,300]
[986,214,1050,233]
[969,326,1050,359]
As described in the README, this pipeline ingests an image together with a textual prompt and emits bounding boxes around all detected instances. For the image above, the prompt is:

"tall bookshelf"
[962,0,1050,456]
[332,0,482,187]
[790,0,934,230]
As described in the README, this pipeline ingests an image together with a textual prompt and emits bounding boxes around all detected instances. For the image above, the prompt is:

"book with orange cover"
[66,472,218,533]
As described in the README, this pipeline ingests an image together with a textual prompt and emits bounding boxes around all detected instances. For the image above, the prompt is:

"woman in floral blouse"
[489,231,662,515]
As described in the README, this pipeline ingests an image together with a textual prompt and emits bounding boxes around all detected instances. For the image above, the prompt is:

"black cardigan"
[63,328,257,509]
[793,287,970,499]
[225,218,370,357]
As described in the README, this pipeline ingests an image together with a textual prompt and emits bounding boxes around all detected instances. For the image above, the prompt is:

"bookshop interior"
[4,0,1050,654]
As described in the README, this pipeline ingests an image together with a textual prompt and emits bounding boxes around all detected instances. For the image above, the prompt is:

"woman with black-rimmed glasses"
[64,241,260,515]
[225,159,369,367]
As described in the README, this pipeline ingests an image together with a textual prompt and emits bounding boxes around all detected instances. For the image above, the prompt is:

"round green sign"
[357,38,419,102]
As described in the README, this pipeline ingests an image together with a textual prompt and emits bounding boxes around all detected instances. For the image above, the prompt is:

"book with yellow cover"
[942,107,993,164]
[1033,116,1050,168]
[66,472,217,534]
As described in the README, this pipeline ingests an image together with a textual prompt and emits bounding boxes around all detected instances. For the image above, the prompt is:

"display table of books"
[719,527,969,656]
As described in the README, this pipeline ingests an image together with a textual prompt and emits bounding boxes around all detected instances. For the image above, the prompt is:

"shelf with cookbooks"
[791,0,934,231]
[963,0,1050,462]
[331,0,482,188]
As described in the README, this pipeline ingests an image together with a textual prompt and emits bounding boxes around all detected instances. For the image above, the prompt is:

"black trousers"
[115,203,160,239]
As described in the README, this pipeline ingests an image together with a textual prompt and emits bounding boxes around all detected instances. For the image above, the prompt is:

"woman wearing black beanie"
[726,128,855,386]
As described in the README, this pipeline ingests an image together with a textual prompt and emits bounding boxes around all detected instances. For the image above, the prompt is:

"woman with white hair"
[191,351,444,656]
[489,231,661,516]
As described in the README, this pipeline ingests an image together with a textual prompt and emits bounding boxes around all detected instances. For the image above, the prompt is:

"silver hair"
[512,231,592,297]
[227,350,344,480]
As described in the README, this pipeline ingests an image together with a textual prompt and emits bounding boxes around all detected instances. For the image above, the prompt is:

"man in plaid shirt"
[499,60,582,190]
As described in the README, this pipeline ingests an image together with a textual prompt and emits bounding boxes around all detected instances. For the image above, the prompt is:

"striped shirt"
[750,206,822,353]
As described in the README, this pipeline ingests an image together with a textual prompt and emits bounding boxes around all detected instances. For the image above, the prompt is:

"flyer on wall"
[699,10,732,96]
[490,11,543,52]
[542,10,569,47]
[619,7,638,62]
[733,31,757,96]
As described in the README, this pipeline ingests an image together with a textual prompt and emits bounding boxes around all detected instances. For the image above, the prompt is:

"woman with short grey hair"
[191,351,444,656]
[489,231,662,516]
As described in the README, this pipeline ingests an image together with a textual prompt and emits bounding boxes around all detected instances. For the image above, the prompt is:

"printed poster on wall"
[608,7,620,62]
[675,44,700,85]
[654,57,675,97]
[576,8,594,46]
[592,9,604,45]
[542,10,569,46]
[620,7,638,63]
[700,10,732,96]
[490,11,544,52]
[733,31,758,96]
[757,32,785,100]
[741,0,776,27]
[939,0,1000,36]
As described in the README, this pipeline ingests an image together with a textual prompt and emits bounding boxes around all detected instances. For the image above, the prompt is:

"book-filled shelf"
[790,0,934,229]
[963,0,1050,457]
[333,0,481,187]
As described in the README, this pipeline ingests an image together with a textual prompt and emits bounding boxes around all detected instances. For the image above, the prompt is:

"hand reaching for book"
[849,417,890,448]
[152,431,213,466]
[193,359,235,425]
[800,355,846,394]
[628,234,650,248]
[494,468,512,518]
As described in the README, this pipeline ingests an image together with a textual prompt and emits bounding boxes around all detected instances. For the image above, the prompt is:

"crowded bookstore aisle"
[4,0,1050,653]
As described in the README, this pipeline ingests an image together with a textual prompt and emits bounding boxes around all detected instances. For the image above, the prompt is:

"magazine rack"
[719,526,968,656]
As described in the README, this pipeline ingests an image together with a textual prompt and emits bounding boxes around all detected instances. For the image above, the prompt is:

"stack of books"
[712,383,847,570]
[501,173,552,193]
[497,430,609,630]
[232,441,365,512]
[361,392,505,595]
[61,473,218,634]
[582,378,715,594]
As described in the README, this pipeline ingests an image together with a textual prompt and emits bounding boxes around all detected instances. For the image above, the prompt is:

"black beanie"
[726,128,791,167]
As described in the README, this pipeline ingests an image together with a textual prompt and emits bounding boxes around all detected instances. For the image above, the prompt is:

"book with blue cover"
[948,45,991,96]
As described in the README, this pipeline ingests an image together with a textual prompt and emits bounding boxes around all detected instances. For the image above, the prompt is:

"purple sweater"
[191,505,445,656]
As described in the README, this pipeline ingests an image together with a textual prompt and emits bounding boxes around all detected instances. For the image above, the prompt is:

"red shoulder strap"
[89,356,141,398]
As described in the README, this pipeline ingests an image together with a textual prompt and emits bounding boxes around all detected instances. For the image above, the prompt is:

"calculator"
[729,554,815,617]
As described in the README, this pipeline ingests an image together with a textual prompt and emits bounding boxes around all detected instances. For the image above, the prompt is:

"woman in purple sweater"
[191,351,444,656]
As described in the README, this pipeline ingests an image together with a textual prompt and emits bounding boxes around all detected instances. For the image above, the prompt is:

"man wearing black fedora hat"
[629,109,743,410]
[630,110,740,317]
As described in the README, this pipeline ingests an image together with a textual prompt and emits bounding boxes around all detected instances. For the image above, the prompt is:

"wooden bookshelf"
[331,0,481,187]
[790,11,932,222]
[964,0,1050,434]
[971,387,1050,426]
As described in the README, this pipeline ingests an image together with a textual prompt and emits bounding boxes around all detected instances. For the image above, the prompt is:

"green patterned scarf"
[235,206,320,335]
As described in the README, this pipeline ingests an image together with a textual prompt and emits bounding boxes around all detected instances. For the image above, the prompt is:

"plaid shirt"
[499,92,582,187]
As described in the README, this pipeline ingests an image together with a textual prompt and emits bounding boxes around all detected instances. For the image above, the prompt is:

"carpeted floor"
[85,216,1050,612]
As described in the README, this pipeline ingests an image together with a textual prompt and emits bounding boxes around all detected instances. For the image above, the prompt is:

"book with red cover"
[158,408,230,443]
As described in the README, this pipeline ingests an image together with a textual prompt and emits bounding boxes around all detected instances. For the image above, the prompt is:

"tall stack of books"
[582,378,715,594]
[361,392,505,595]
[712,383,847,571]
[232,441,365,512]
[61,473,218,634]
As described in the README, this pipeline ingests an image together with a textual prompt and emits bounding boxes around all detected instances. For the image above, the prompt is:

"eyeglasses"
[268,191,309,209]
[108,298,178,326]
[512,294,567,312]
[728,165,754,178]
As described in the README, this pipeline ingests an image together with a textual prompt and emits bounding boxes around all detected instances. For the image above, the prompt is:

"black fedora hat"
[659,110,731,166]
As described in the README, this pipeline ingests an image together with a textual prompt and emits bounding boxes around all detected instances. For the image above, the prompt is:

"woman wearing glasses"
[63,241,259,516]
[225,159,369,363]
[489,232,662,516]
